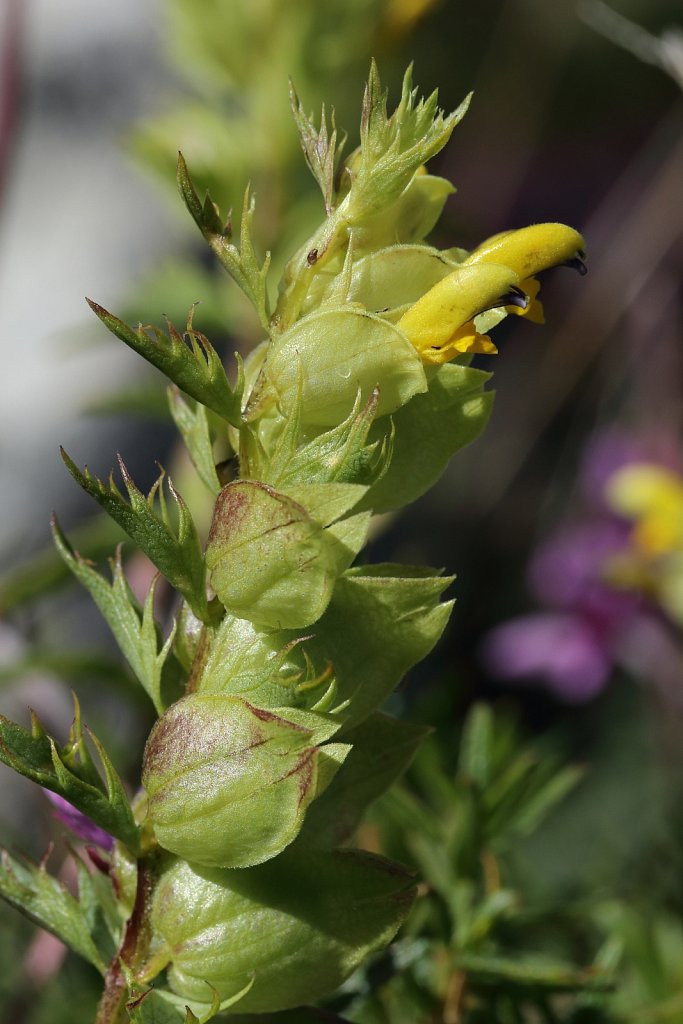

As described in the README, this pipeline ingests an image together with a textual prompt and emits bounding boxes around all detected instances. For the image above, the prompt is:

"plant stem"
[95,855,159,1024]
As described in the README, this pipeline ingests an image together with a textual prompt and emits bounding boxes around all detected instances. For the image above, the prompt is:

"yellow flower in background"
[606,464,683,557]
[397,263,522,363]
[465,222,587,325]
[605,463,683,626]
[382,0,440,38]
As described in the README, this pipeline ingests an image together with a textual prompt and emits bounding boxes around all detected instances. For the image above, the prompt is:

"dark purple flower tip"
[563,254,588,276]
[481,612,611,702]
[45,792,114,851]
[501,287,530,310]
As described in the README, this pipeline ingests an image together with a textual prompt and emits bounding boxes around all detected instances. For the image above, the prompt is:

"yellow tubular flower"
[397,263,521,364]
[465,223,587,325]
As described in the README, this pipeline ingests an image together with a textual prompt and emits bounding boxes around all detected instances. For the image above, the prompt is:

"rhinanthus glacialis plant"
[0,64,585,1022]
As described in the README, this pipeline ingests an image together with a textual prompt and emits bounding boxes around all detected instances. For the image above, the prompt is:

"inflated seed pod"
[151,847,416,1013]
[245,305,427,428]
[204,479,369,630]
[142,695,349,869]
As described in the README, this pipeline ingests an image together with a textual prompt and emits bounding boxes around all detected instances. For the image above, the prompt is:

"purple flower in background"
[483,522,641,702]
[45,791,113,850]
[482,428,683,702]
[483,613,611,702]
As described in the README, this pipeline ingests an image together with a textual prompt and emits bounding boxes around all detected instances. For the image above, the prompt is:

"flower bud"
[151,847,415,1012]
[142,695,349,868]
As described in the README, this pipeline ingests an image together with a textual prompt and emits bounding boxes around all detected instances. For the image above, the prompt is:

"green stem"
[95,855,159,1024]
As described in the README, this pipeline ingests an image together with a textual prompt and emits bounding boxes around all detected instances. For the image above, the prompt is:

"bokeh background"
[1,0,682,1020]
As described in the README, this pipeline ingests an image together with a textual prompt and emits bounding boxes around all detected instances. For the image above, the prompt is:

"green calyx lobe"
[142,695,349,869]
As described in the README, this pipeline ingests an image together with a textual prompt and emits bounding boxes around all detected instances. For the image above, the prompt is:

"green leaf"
[459,703,495,789]
[0,703,140,853]
[289,83,346,214]
[455,952,610,992]
[485,755,584,847]
[60,451,212,625]
[72,851,121,957]
[323,243,460,313]
[86,299,243,428]
[0,848,106,972]
[52,517,177,715]
[168,386,222,495]
[360,362,494,513]
[301,564,454,729]
[151,847,415,1012]
[302,712,430,847]
[177,155,271,332]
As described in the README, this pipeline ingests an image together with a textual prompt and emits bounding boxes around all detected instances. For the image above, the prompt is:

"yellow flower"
[605,464,683,558]
[465,223,587,325]
[605,462,683,625]
[397,263,521,364]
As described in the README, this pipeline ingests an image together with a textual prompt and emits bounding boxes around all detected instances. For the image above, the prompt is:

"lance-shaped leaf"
[360,362,494,513]
[86,300,243,427]
[52,517,178,715]
[301,712,430,848]
[301,564,454,729]
[289,83,346,214]
[168,386,222,495]
[177,155,271,332]
[0,705,140,852]
[142,695,349,869]
[61,451,211,624]
[205,480,369,629]
[0,848,106,972]
[151,847,415,1012]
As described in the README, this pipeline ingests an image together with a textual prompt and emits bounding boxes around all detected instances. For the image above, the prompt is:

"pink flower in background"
[482,430,683,702]
[45,791,113,850]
